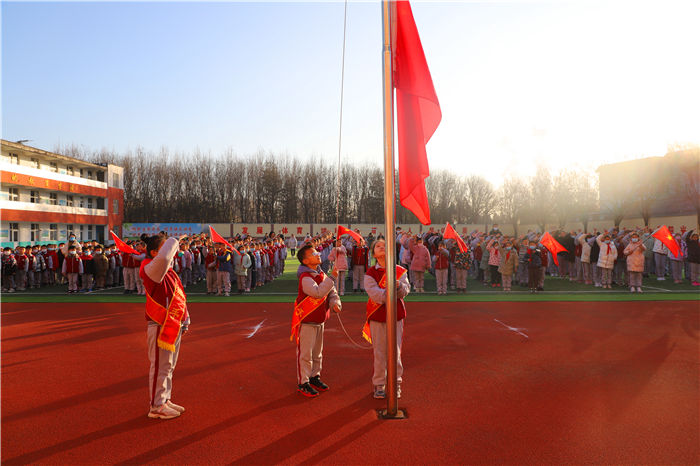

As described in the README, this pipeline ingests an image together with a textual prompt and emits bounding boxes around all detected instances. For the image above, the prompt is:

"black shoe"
[297,382,319,398]
[309,375,329,392]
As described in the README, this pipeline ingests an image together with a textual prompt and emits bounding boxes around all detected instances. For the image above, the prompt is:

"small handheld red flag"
[110,230,139,255]
[393,0,441,225]
[337,225,365,245]
[652,225,680,258]
[540,232,567,266]
[443,222,468,253]
[209,226,240,255]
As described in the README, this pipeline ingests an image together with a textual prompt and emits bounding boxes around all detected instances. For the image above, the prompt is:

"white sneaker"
[657,277,665,281]
[630,287,635,292]
[373,385,386,399]
[225,292,230,297]
[166,400,185,413]
[148,404,181,419]
[637,287,643,293]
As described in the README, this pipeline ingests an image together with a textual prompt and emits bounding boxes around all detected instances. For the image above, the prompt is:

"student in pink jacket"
[623,231,646,293]
[409,237,431,293]
[487,238,502,287]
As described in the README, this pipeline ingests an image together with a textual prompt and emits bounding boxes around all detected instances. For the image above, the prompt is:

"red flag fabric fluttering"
[337,225,365,245]
[443,222,468,253]
[652,225,680,258]
[209,225,240,255]
[393,0,441,225]
[540,232,567,266]
[110,230,139,255]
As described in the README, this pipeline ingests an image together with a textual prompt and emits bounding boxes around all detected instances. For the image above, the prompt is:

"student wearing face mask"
[234,246,251,294]
[499,241,519,292]
[80,247,95,292]
[93,245,109,290]
[525,242,543,293]
[623,232,646,292]
[668,234,685,284]
[60,233,82,257]
[2,247,18,292]
[62,245,83,293]
[433,241,450,295]
[45,245,58,286]
[596,234,618,289]
[685,230,700,286]
[486,237,502,288]
[292,243,342,398]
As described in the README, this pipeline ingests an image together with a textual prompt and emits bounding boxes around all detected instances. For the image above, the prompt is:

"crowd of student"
[319,224,700,295]
[3,224,698,295]
[1,231,292,296]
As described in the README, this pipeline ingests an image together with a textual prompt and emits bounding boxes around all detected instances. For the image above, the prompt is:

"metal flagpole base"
[376,408,408,420]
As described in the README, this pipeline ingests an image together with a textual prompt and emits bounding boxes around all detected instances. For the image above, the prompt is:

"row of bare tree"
[58,144,604,230]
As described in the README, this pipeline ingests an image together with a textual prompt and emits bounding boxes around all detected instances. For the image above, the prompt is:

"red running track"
[2,301,698,464]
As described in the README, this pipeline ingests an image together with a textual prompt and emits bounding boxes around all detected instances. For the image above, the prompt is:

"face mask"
[505,247,512,251]
[312,252,321,257]
[95,251,102,255]
[69,237,76,241]
[49,248,55,251]
[631,238,639,243]
[604,240,610,244]
[494,227,499,231]
[69,251,76,255]
[529,245,536,250]
[41,249,47,253]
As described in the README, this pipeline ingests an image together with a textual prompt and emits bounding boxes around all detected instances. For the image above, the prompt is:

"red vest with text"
[139,259,189,323]
[296,272,330,324]
[365,265,406,322]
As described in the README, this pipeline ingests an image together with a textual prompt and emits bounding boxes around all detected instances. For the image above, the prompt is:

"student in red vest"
[14,246,29,291]
[433,241,450,295]
[351,240,369,293]
[61,245,83,293]
[292,242,342,398]
[139,233,190,420]
[363,238,411,399]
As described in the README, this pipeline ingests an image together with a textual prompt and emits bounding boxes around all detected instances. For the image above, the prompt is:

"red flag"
[393,0,441,225]
[652,225,680,258]
[110,230,139,255]
[337,225,365,245]
[209,225,240,255]
[540,232,567,267]
[443,222,468,253]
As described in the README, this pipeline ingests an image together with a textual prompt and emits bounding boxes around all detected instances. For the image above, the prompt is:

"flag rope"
[335,0,348,229]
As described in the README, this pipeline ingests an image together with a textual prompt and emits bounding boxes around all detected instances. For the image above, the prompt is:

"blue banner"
[122,223,203,237]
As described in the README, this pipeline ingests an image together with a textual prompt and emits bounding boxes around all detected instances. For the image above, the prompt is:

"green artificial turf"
[2,257,698,303]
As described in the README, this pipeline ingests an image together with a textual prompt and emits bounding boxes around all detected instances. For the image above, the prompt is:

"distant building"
[597,147,699,219]
[0,139,124,247]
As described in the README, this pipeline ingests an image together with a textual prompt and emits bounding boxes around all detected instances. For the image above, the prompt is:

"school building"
[0,139,124,247]
[597,147,699,218]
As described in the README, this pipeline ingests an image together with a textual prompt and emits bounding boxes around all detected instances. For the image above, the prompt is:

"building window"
[87,225,93,240]
[67,166,74,176]
[67,195,74,207]
[50,162,58,173]
[96,198,104,210]
[87,170,93,180]
[9,188,19,201]
[113,199,119,214]
[87,197,93,209]
[9,223,19,241]
[80,168,84,178]
[67,224,74,237]
[112,173,120,187]
[30,224,40,241]
[30,190,40,203]
[10,153,19,164]
[49,224,58,240]
[49,192,58,205]
[31,158,40,169]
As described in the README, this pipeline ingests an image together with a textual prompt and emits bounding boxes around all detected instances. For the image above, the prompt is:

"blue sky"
[3,1,699,186]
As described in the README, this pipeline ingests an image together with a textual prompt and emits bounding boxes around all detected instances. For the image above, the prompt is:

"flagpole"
[380,0,403,420]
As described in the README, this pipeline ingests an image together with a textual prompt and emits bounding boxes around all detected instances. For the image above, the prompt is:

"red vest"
[15,254,27,269]
[205,253,217,269]
[365,265,406,322]
[64,256,82,274]
[295,272,330,324]
[352,246,368,266]
[435,250,450,269]
[47,251,59,270]
[140,259,189,323]
[122,252,134,268]
[27,255,35,269]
